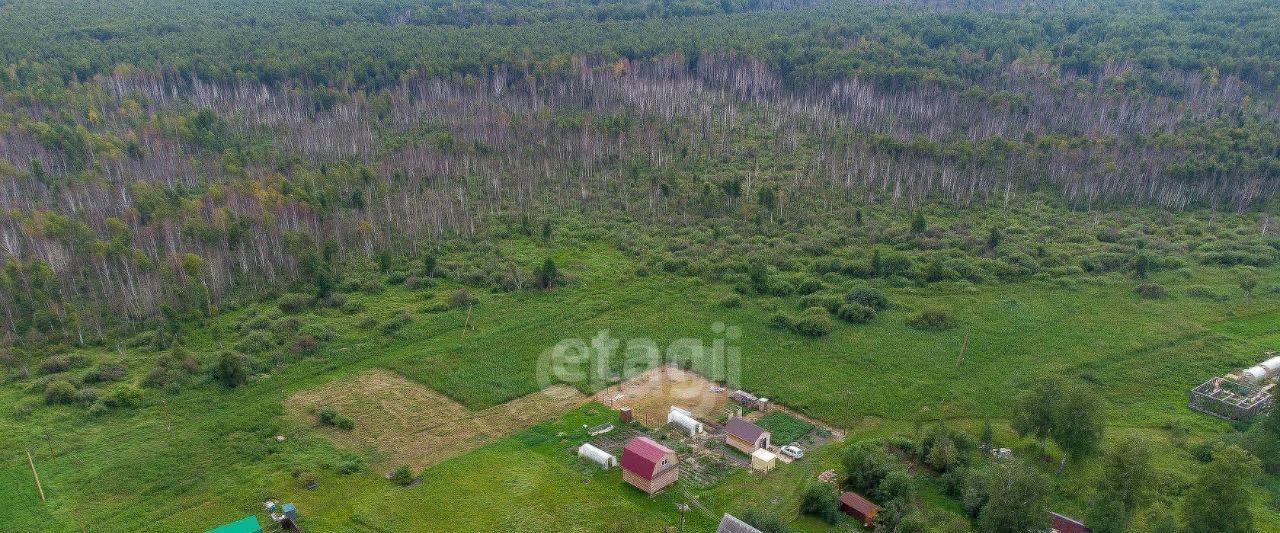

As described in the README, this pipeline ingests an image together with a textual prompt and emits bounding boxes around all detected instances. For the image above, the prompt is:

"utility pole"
[674,502,689,532]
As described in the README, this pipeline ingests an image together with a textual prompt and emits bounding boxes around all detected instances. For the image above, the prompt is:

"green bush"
[837,303,877,324]
[793,308,833,337]
[799,293,842,313]
[391,465,415,486]
[211,352,249,388]
[340,300,366,314]
[277,293,313,314]
[1185,285,1218,299]
[719,295,742,308]
[907,308,955,331]
[1135,283,1168,299]
[846,286,889,310]
[12,399,36,418]
[44,379,77,404]
[768,312,794,330]
[800,483,841,525]
[38,356,71,374]
[235,330,276,354]
[319,406,355,430]
[83,361,128,383]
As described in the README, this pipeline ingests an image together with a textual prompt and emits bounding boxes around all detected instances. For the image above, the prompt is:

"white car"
[780,445,804,459]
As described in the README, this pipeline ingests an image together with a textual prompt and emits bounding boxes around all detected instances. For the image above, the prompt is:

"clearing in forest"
[286,369,587,470]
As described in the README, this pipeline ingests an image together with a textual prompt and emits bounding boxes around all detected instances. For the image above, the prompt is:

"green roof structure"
[204,515,262,533]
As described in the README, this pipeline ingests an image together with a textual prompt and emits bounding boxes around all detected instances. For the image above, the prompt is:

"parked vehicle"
[780,445,804,459]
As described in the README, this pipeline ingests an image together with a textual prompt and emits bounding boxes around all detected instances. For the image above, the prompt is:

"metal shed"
[578,442,618,469]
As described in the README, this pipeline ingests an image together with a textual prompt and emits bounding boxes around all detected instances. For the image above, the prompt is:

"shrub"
[741,508,789,533]
[450,288,477,308]
[837,303,877,324]
[336,457,363,475]
[793,308,833,337]
[340,300,366,314]
[211,352,249,388]
[768,312,794,330]
[381,311,413,335]
[318,406,355,430]
[795,278,823,295]
[1185,285,1218,299]
[83,361,127,383]
[1135,283,1168,299]
[277,293,313,314]
[300,323,336,342]
[74,387,100,405]
[39,356,71,375]
[846,286,889,310]
[719,295,742,308]
[12,399,36,418]
[907,308,955,331]
[291,335,319,354]
[799,293,842,313]
[87,400,111,417]
[800,484,841,525]
[44,379,77,404]
[236,330,276,354]
[391,465,414,486]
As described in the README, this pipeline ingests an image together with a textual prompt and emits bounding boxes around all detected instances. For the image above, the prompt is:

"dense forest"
[0,0,1278,345]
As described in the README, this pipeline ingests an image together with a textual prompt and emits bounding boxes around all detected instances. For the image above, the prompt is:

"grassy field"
[3,216,1280,531]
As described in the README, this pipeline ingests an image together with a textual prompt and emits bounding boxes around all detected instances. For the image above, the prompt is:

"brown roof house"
[621,436,678,495]
[1049,512,1090,533]
[839,491,881,528]
[724,417,770,454]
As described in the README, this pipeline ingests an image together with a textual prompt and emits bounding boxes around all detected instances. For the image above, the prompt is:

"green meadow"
[3,207,1280,531]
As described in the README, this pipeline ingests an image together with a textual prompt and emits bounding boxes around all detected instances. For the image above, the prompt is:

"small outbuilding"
[621,436,679,495]
[716,513,763,533]
[750,448,777,474]
[839,491,881,528]
[1049,512,1091,533]
[667,406,705,436]
[205,515,263,533]
[578,442,618,469]
[724,417,770,454]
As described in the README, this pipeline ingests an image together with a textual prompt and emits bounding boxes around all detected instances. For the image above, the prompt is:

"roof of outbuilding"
[839,491,881,515]
[716,513,763,533]
[1049,512,1091,533]
[724,417,768,443]
[621,436,673,479]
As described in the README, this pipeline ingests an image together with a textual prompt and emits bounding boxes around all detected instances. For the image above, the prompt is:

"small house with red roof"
[621,436,678,494]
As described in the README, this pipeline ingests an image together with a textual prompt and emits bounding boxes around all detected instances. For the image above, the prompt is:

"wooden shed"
[724,417,770,454]
[621,436,678,495]
[750,448,777,474]
[839,491,880,528]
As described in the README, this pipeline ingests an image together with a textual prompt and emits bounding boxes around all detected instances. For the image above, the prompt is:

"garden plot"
[592,365,733,427]
[287,369,587,470]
